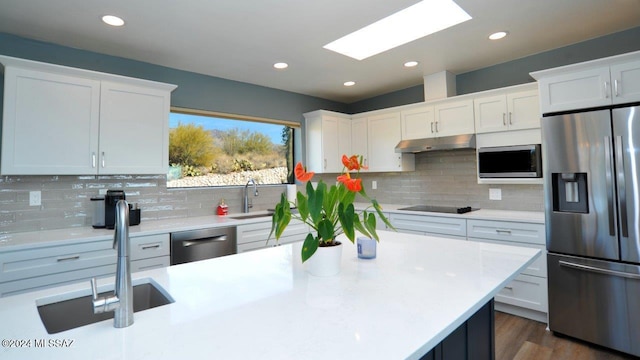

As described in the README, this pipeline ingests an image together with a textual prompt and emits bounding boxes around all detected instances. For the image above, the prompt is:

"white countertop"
[0,206,543,251]
[0,231,540,360]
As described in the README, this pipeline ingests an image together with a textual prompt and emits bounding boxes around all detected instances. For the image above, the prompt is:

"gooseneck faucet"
[243,178,259,213]
[90,200,134,328]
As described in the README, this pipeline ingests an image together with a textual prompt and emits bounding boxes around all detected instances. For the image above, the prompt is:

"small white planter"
[305,242,343,276]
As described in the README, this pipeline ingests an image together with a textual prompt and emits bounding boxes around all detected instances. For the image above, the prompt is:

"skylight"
[323,0,471,61]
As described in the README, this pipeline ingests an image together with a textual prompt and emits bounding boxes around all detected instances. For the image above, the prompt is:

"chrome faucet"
[243,178,259,213]
[90,200,134,328]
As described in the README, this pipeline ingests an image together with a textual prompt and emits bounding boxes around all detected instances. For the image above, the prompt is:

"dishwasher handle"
[182,235,228,247]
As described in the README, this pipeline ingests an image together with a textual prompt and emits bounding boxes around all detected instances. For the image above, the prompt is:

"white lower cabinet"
[467,219,547,323]
[389,213,466,240]
[0,233,170,298]
[237,219,308,253]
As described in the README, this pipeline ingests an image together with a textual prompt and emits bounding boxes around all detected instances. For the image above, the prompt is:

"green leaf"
[364,212,378,240]
[317,218,335,243]
[352,215,371,239]
[296,191,309,222]
[301,233,319,263]
[372,199,395,231]
[308,181,325,225]
[338,202,355,243]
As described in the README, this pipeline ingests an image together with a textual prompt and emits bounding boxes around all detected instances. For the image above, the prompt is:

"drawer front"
[131,256,170,273]
[467,219,545,245]
[495,274,548,312]
[0,240,116,283]
[238,219,308,245]
[390,213,466,238]
[131,234,170,261]
[0,264,116,298]
[237,242,267,253]
[469,237,546,278]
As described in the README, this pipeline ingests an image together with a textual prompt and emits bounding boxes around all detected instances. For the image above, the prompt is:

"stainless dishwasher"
[170,226,237,265]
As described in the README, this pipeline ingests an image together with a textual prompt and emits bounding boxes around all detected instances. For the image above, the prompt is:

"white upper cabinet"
[367,112,414,172]
[98,81,171,175]
[433,98,475,137]
[350,116,369,168]
[531,50,640,114]
[1,67,101,175]
[304,110,351,173]
[400,105,434,140]
[610,60,640,104]
[474,85,539,134]
[0,55,177,176]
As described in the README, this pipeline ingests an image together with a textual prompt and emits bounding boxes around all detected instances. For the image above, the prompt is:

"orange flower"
[341,154,367,171]
[294,162,314,182]
[337,172,362,192]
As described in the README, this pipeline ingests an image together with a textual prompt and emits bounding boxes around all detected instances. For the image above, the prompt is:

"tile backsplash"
[0,149,543,235]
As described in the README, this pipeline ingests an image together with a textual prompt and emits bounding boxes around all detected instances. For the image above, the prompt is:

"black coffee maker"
[105,190,126,229]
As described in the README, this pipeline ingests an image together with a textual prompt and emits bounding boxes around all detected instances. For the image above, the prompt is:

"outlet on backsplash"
[372,181,377,190]
[489,188,502,201]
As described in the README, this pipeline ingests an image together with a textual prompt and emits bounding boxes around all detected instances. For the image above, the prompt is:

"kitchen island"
[0,231,539,359]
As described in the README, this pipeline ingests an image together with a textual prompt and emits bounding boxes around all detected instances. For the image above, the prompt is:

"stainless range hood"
[395,134,476,153]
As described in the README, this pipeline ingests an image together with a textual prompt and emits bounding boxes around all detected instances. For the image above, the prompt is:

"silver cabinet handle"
[495,229,512,235]
[559,260,640,280]
[604,81,610,98]
[141,244,161,250]
[324,159,327,170]
[92,152,96,168]
[614,79,620,97]
[101,151,106,168]
[57,255,80,262]
[435,121,439,133]
[502,113,506,126]
[430,122,434,133]
[604,136,616,236]
[615,136,628,237]
[503,286,513,290]
[508,112,513,125]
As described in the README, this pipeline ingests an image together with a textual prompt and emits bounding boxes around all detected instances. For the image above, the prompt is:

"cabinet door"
[367,112,402,172]
[434,99,475,137]
[321,117,341,172]
[507,89,540,131]
[537,67,611,113]
[611,60,640,105]
[351,117,369,168]
[474,94,507,134]
[400,106,434,139]
[98,81,170,174]
[1,67,100,175]
[337,117,352,161]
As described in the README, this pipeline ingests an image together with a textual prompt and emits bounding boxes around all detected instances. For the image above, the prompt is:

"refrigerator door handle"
[615,136,629,237]
[604,136,616,236]
[559,260,640,280]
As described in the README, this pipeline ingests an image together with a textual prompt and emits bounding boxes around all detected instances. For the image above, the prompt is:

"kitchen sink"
[37,279,174,334]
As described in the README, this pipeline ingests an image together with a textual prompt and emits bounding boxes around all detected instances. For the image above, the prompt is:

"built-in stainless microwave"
[478,144,542,178]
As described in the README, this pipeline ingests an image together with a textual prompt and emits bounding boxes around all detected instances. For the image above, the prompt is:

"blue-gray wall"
[348,25,640,113]
[0,33,348,123]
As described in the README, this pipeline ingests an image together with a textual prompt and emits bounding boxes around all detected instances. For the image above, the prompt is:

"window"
[167,108,296,188]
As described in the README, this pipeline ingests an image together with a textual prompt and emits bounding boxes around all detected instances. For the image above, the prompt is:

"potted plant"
[270,154,393,275]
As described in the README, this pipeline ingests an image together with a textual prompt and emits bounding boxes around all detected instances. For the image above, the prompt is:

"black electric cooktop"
[397,205,478,214]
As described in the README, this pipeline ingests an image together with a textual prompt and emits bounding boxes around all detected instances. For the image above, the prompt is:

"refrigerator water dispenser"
[552,172,588,213]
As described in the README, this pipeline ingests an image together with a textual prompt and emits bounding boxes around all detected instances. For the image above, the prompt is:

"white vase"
[304,242,343,276]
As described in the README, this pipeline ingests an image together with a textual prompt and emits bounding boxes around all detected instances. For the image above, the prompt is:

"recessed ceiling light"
[324,0,471,60]
[404,61,419,68]
[102,15,125,27]
[489,31,508,40]
[273,62,288,69]
[344,81,356,87]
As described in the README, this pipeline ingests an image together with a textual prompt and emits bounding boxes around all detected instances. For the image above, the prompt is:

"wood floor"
[494,312,638,360]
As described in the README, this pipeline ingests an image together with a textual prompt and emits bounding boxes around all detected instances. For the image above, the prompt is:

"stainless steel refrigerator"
[543,105,640,357]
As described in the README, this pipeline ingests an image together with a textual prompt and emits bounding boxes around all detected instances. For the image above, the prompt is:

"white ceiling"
[0,0,639,103]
